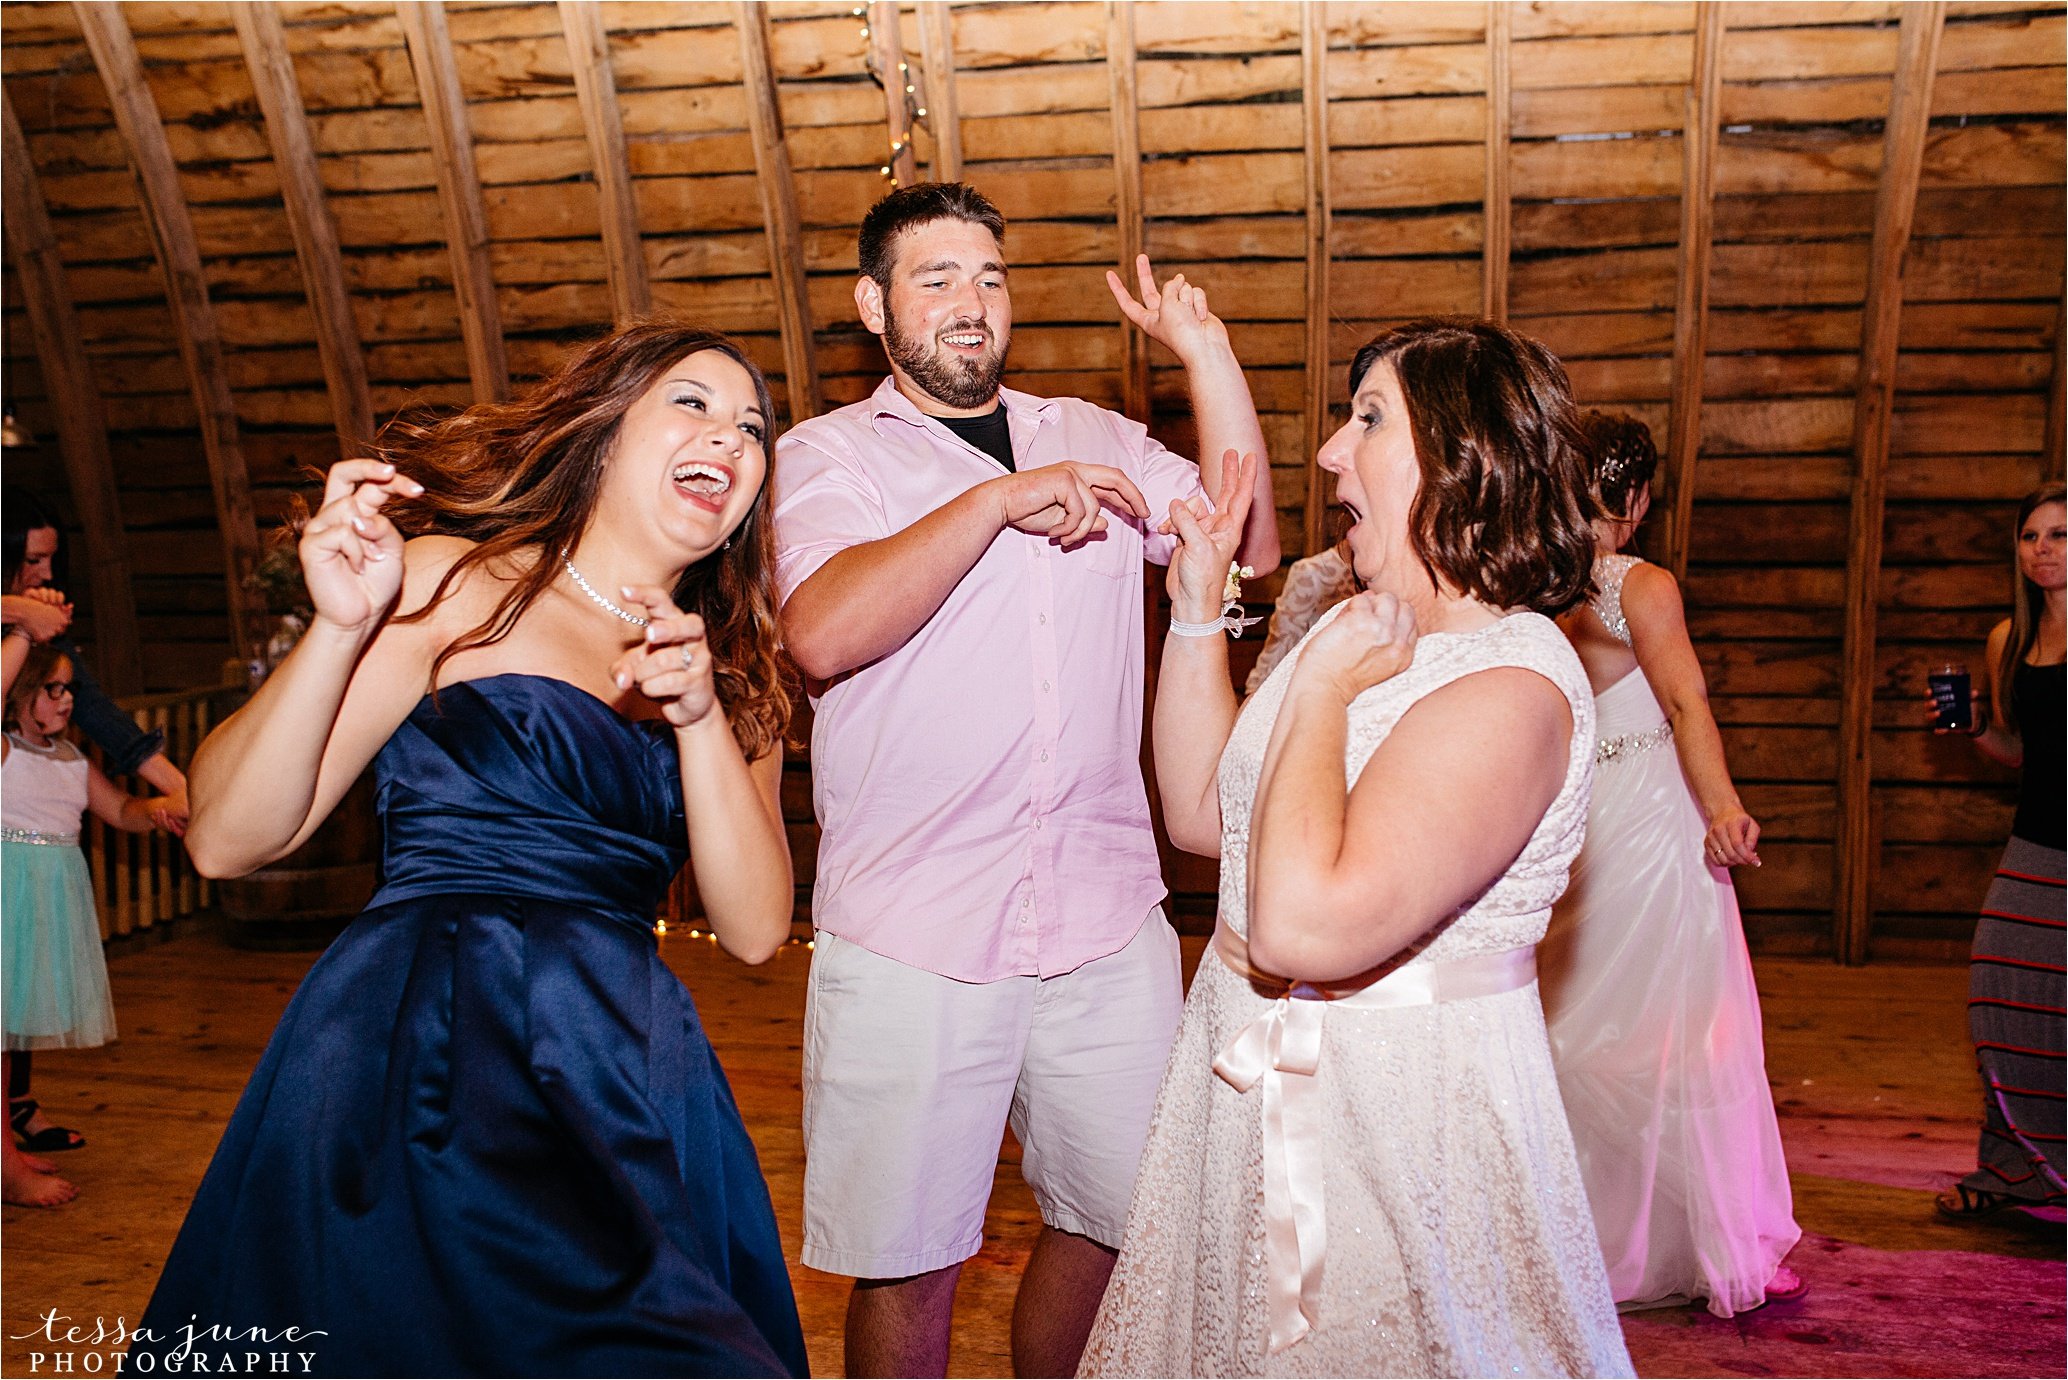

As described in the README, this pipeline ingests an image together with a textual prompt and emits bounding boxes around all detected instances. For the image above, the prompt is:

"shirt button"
[1039,751,1050,762]
[1038,613,1048,625]
[1041,680,1052,692]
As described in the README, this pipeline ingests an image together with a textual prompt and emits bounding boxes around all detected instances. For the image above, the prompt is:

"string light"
[653,917,817,955]
[856,4,925,189]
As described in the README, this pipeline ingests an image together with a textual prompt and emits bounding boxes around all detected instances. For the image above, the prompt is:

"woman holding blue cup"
[1929,481,2064,1219]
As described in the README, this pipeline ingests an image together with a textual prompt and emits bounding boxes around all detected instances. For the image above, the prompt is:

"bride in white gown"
[1081,319,1631,1378]
[1540,411,1803,1317]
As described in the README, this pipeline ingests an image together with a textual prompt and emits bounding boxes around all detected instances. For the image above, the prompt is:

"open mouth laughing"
[672,460,735,514]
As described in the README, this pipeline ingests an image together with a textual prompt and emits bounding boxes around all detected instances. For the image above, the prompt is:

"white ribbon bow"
[1213,988,1330,1354]
[1208,928,1540,1355]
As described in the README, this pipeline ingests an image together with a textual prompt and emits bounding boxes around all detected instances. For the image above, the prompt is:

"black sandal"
[1934,1184,2020,1220]
[9,1098,84,1153]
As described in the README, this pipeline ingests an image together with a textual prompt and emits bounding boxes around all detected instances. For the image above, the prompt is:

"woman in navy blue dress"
[135,324,808,1376]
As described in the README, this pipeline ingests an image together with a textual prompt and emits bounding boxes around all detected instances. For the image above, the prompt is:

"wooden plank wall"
[1872,3,2064,957]
[1,0,2062,958]
[1683,2,2063,958]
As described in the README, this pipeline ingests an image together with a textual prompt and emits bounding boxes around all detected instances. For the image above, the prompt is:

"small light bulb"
[916,107,928,117]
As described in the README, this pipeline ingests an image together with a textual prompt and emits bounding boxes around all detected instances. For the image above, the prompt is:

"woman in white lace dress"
[1539,412,1803,1316]
[1082,319,1632,1378]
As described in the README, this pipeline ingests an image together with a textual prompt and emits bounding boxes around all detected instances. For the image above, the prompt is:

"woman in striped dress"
[1934,482,2065,1218]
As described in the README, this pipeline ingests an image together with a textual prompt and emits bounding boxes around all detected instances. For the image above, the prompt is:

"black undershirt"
[934,406,1015,473]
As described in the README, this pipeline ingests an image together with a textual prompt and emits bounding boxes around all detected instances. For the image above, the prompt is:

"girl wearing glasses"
[0,642,171,1206]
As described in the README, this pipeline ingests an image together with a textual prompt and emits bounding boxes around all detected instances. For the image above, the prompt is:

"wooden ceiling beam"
[1482,1,1511,322]
[737,3,823,423]
[558,0,649,325]
[1107,0,1148,426]
[397,0,509,402]
[918,2,964,183]
[1300,3,1333,560]
[231,3,375,457]
[74,1,261,656]
[1658,1,1725,581]
[1834,1,1946,966]
[868,2,919,187]
[2,95,144,696]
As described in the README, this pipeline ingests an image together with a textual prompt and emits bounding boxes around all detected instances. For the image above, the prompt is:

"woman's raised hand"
[1162,449,1258,622]
[301,460,421,635]
[3,589,73,643]
[1293,590,1419,703]
[612,587,719,732]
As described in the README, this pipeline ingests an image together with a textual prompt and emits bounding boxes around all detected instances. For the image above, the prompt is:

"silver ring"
[679,645,696,671]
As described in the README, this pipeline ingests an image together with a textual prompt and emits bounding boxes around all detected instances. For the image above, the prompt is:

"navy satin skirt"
[134,895,808,1377]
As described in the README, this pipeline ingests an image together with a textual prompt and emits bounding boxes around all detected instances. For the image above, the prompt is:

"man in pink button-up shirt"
[775,183,1278,1377]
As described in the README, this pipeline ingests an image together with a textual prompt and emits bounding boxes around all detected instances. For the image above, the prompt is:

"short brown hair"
[5,643,67,735]
[1348,318,1597,617]
[1576,409,1659,520]
[858,183,1006,289]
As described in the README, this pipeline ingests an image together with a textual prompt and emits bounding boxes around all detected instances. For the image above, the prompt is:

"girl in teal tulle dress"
[2,642,168,1164]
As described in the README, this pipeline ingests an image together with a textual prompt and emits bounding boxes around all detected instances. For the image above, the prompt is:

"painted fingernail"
[350,517,369,535]
[621,586,637,598]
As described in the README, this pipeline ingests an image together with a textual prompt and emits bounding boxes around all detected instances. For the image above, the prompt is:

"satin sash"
[1209,922,1539,1354]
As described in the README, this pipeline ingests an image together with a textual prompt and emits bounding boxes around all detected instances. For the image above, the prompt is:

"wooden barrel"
[217,771,378,951]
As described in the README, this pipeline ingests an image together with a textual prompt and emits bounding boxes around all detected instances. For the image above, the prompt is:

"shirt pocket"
[1061,526,1141,580]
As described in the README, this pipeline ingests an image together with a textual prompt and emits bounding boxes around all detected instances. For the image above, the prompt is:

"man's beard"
[882,310,1007,411]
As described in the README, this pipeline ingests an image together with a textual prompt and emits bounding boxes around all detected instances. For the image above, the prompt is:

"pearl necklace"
[560,550,649,627]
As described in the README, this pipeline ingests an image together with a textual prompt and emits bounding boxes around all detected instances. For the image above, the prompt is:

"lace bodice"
[1244,545,1359,694]
[1590,552,1642,645]
[1217,606,1596,965]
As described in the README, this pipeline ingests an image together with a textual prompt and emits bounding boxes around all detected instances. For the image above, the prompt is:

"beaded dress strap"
[1590,553,1642,647]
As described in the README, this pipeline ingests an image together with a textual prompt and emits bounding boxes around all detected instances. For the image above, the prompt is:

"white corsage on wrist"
[1169,563,1262,639]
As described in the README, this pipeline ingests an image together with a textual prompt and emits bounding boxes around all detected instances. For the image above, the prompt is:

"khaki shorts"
[800,911,1183,1278]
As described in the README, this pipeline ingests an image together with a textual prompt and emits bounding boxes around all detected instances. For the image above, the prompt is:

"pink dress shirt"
[774,377,1206,982]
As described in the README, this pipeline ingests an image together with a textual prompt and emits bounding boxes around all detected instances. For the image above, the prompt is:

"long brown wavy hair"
[371,321,792,759]
[1995,481,2066,734]
[1349,318,1598,617]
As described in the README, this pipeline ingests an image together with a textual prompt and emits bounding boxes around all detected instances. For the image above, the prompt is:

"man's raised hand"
[1105,253,1232,366]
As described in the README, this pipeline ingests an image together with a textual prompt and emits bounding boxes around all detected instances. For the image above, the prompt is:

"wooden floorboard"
[3,927,2060,1378]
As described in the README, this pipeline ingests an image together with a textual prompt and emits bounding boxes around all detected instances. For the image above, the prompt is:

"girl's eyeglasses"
[38,681,74,699]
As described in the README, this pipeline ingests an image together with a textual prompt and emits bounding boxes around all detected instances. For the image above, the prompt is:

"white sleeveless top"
[3,733,90,837]
[1220,605,1597,962]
